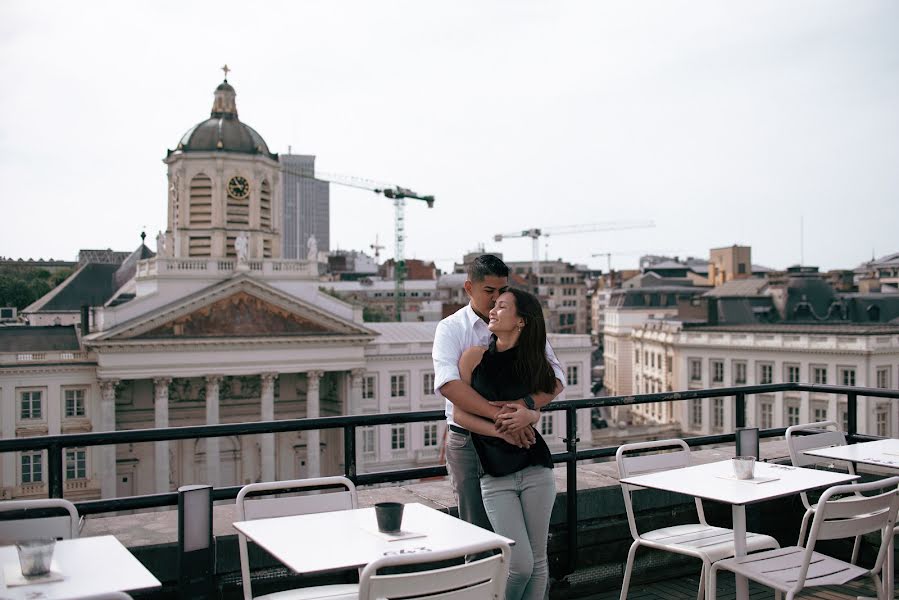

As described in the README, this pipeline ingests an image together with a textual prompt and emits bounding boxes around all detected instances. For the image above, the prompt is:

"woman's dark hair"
[507,288,556,394]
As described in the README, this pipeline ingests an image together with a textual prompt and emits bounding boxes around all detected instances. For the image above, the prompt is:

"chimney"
[80,305,90,336]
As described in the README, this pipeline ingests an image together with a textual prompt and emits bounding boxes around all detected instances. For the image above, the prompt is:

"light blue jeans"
[481,465,556,600]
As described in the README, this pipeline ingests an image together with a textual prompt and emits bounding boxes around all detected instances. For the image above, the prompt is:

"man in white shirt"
[433,255,565,531]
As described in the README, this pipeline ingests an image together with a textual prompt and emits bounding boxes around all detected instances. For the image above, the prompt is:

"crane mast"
[313,171,434,321]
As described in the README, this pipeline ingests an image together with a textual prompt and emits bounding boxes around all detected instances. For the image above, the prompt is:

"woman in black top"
[455,288,558,600]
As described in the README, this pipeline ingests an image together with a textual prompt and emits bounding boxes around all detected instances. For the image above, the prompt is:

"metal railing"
[2,382,897,577]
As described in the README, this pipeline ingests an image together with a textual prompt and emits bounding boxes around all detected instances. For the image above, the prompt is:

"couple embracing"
[432,254,565,600]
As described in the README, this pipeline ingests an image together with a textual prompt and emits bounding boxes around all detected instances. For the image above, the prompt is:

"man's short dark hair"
[467,254,509,282]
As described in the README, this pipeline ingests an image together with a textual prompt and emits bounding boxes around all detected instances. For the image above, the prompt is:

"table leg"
[732,505,749,600]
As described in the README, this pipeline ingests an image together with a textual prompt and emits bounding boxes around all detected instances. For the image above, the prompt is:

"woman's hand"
[492,403,540,434]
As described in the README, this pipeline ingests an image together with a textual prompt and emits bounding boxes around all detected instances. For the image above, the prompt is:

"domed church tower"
[162,71,281,259]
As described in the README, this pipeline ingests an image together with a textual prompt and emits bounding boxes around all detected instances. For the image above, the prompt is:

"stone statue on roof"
[306,234,318,262]
[235,231,249,265]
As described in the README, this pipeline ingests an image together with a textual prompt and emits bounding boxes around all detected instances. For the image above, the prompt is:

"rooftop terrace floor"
[583,572,878,600]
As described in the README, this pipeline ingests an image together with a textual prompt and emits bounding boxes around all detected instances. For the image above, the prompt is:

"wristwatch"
[522,395,536,410]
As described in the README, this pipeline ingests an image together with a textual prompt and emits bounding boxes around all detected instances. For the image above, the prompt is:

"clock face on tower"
[227,176,250,199]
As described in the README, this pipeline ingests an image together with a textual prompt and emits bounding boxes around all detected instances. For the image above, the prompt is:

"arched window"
[188,173,212,227]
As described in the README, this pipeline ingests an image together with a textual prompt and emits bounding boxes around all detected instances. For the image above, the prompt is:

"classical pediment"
[87,276,376,344]
[138,292,332,338]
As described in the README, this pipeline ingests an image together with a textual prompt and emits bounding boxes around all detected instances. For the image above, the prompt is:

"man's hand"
[492,403,539,433]
[499,428,536,448]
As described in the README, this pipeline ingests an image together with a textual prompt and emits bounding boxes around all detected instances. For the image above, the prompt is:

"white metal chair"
[0,498,81,543]
[708,476,899,600]
[616,439,780,600]
[72,594,133,600]
[785,420,862,561]
[235,476,361,600]
[358,538,510,600]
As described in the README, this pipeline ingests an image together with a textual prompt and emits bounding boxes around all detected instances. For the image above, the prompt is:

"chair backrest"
[797,476,899,587]
[235,476,357,600]
[358,538,510,600]
[0,498,80,543]
[785,421,848,469]
[616,439,704,539]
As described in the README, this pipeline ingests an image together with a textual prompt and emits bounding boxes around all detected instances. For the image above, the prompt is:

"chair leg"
[619,541,639,600]
[696,562,708,600]
[774,591,782,600]
[851,534,861,564]
[707,563,718,600]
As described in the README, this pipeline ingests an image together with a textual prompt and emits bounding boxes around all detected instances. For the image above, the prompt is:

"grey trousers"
[445,429,493,532]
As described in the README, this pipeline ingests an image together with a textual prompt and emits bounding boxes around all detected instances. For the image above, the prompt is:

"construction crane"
[370,234,386,260]
[312,171,434,321]
[494,220,655,276]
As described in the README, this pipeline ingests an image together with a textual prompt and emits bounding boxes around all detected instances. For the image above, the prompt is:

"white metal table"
[0,534,161,599]
[804,438,899,598]
[620,459,858,600]
[233,502,514,575]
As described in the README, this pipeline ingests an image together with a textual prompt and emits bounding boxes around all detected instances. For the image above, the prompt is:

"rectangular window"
[784,364,800,384]
[634,349,640,365]
[812,366,828,385]
[390,374,406,398]
[758,363,774,385]
[733,361,747,385]
[690,399,703,428]
[876,407,890,437]
[19,390,43,420]
[813,405,828,422]
[711,360,724,383]
[839,367,856,387]
[786,405,800,426]
[361,428,376,454]
[64,388,86,418]
[760,402,773,429]
[876,367,891,389]
[689,359,702,382]
[423,423,438,447]
[21,452,43,484]
[540,414,554,436]
[422,372,435,396]
[390,425,406,450]
[361,376,376,400]
[712,398,724,429]
[65,448,87,479]
[567,365,578,386]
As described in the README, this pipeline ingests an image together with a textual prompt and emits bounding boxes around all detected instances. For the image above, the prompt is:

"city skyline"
[2,1,897,274]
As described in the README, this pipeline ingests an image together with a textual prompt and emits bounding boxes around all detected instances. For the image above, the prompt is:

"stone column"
[205,375,223,487]
[153,377,172,493]
[260,372,278,483]
[306,370,324,478]
[98,379,118,499]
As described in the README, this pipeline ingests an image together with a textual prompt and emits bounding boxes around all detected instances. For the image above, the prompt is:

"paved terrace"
[78,439,896,599]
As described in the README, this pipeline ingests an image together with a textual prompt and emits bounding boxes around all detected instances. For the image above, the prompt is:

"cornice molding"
[88,335,376,353]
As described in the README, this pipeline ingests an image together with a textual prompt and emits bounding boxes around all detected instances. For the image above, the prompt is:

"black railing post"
[563,407,579,576]
[48,442,63,498]
[735,393,746,429]
[847,392,858,440]
[344,425,357,482]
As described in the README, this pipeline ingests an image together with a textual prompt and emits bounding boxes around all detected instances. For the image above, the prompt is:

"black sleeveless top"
[470,336,553,477]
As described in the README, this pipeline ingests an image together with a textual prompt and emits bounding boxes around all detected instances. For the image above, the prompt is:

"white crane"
[494,221,655,276]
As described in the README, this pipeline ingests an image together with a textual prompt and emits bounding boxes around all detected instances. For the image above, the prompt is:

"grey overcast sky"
[1,1,897,273]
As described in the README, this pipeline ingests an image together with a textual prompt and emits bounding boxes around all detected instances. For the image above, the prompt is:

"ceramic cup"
[16,538,56,578]
[732,456,756,480]
[375,502,404,533]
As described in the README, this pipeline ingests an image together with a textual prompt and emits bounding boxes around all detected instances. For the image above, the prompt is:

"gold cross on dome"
[221,64,231,80]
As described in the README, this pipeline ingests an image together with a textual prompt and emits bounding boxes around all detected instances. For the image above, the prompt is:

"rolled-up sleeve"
[432,320,463,391]
[545,341,566,389]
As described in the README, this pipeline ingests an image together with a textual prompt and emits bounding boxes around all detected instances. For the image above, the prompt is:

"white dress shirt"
[432,303,566,426]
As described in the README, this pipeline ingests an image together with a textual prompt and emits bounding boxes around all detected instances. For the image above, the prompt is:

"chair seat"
[640,524,779,561]
[715,546,869,591]
[257,583,360,600]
